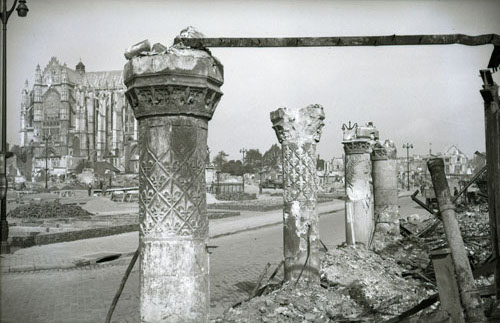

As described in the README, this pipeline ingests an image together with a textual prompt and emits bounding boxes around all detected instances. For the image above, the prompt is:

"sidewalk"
[0,199,345,273]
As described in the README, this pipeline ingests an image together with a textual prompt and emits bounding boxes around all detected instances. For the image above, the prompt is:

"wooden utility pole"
[479,69,500,299]
[428,158,486,323]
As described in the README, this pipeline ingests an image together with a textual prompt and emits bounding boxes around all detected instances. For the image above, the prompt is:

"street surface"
[0,196,423,323]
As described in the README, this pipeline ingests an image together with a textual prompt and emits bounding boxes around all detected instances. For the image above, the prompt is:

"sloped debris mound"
[215,245,434,323]
[8,200,92,219]
[377,202,492,280]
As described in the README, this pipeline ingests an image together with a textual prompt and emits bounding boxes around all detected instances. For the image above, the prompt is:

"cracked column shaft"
[342,123,376,247]
[124,41,224,323]
[372,140,399,236]
[271,104,325,285]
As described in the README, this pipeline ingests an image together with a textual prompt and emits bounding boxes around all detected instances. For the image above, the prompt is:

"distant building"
[19,57,139,179]
[441,145,470,175]
[318,157,344,186]
[397,145,472,189]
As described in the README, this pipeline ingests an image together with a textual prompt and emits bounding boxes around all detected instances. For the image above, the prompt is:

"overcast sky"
[3,0,500,160]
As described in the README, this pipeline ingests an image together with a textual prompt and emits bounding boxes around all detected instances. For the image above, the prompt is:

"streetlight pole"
[239,148,247,192]
[403,143,413,190]
[42,134,51,189]
[239,148,247,163]
[1,0,29,254]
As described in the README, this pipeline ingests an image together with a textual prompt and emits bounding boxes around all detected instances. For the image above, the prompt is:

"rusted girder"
[175,34,500,69]
[175,34,500,48]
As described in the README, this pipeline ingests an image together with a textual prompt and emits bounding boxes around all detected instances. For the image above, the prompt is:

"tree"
[244,149,263,173]
[213,151,229,170]
[221,160,245,176]
[263,144,281,169]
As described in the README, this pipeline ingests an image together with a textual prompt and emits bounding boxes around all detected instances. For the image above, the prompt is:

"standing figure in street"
[88,183,92,197]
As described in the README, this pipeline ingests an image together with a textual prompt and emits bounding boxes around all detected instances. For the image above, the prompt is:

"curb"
[212,205,344,239]
[2,205,348,272]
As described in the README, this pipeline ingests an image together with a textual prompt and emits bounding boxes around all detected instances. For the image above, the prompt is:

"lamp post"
[259,157,264,195]
[239,148,247,192]
[403,143,413,190]
[1,0,29,254]
[41,134,51,189]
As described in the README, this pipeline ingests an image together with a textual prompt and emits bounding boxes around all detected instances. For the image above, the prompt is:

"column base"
[140,238,209,323]
[345,199,373,247]
[375,204,400,236]
[0,217,9,254]
[0,241,10,254]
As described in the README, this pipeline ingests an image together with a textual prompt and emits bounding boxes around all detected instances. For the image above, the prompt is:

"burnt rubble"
[215,200,493,322]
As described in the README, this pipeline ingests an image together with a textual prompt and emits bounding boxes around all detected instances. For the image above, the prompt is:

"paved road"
[0,196,422,323]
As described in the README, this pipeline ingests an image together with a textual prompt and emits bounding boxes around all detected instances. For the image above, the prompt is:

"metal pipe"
[428,158,486,322]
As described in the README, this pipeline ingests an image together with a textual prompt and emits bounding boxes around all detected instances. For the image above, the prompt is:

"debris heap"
[216,245,434,322]
[8,200,91,219]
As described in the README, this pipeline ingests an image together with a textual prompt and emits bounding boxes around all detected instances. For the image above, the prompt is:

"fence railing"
[208,183,244,194]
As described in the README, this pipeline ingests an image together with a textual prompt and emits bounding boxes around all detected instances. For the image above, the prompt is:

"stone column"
[342,122,376,247]
[124,37,224,322]
[371,139,399,235]
[271,104,325,285]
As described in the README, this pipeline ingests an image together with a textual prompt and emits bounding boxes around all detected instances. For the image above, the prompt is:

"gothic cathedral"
[20,57,139,178]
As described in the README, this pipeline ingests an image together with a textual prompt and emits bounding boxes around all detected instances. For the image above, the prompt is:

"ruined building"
[19,57,139,178]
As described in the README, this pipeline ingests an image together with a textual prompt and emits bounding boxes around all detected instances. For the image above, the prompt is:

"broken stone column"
[342,122,377,247]
[271,104,325,285]
[371,139,399,235]
[123,33,224,322]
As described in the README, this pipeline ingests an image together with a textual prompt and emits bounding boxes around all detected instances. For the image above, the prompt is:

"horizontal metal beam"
[175,34,500,48]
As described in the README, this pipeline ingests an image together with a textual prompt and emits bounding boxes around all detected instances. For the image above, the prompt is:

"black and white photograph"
[1,0,500,322]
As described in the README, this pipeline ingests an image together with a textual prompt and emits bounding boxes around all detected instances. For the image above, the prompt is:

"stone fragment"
[151,42,168,54]
[124,39,151,60]
[179,26,206,38]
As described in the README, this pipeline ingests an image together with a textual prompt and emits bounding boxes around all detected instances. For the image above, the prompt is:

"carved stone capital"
[125,86,222,120]
[383,139,397,159]
[343,140,371,155]
[271,104,325,144]
[124,48,224,120]
[371,141,388,161]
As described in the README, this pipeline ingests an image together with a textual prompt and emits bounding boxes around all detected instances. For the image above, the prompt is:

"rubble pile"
[8,200,91,219]
[378,202,491,275]
[216,245,433,323]
[436,203,491,266]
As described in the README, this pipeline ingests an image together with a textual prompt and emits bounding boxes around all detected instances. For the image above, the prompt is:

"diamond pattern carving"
[283,144,318,202]
[139,140,207,238]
